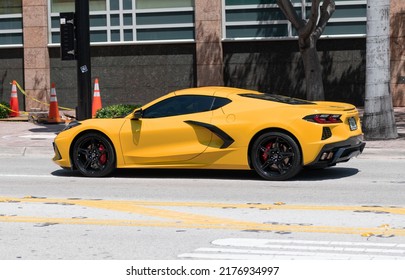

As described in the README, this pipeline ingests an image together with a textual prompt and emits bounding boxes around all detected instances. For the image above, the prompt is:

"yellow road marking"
[0,215,404,236]
[1,196,404,236]
[2,196,405,215]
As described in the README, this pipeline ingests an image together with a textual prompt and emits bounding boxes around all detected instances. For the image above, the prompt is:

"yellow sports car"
[53,86,365,180]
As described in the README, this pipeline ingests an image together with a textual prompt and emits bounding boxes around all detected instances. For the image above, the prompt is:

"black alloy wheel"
[72,132,116,177]
[251,132,302,180]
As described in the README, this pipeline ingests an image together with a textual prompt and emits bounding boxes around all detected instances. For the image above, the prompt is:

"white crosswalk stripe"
[179,238,405,260]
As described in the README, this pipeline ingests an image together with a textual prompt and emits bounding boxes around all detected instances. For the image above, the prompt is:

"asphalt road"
[0,147,405,260]
[0,119,405,260]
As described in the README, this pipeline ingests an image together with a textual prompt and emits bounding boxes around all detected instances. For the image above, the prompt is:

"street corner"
[0,120,65,156]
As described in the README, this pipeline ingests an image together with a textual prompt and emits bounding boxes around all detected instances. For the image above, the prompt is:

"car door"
[119,95,215,165]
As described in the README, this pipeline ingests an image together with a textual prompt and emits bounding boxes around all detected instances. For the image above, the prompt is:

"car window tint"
[239,93,314,105]
[143,95,215,118]
[212,97,231,110]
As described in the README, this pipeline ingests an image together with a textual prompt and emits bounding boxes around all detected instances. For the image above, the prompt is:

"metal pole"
[75,0,92,120]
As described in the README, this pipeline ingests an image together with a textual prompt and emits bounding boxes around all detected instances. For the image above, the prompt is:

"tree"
[276,0,335,101]
[362,0,398,140]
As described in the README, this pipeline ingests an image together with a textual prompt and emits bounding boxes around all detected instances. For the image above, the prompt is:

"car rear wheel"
[251,132,302,180]
[72,132,116,177]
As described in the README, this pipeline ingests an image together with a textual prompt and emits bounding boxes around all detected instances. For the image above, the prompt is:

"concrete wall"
[6,0,402,113]
[0,48,24,108]
[50,38,366,110]
[1,0,402,114]
[224,38,366,106]
[49,44,196,109]
[391,1,405,106]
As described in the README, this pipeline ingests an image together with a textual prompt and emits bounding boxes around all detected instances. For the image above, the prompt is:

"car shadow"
[29,124,66,134]
[294,167,359,181]
[51,166,359,181]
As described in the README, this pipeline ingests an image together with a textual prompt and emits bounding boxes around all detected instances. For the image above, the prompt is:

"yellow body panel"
[119,111,213,165]
[53,86,364,178]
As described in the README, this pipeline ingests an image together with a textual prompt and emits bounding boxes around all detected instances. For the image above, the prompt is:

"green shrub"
[95,104,141,118]
[0,101,10,119]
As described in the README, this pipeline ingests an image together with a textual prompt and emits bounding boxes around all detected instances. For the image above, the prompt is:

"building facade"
[0,0,404,113]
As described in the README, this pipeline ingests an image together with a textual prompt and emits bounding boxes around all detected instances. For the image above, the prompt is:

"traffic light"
[60,12,76,61]
[59,1,92,120]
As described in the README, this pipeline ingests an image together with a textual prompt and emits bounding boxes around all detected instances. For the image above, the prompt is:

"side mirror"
[133,109,143,120]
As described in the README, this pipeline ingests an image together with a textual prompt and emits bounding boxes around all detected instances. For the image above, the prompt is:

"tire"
[72,132,116,177]
[250,132,302,180]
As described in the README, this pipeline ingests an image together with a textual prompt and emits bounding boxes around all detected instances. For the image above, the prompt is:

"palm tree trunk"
[363,0,398,139]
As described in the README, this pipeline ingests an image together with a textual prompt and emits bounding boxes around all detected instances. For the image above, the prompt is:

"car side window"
[212,97,232,110]
[142,95,213,118]
[142,95,232,118]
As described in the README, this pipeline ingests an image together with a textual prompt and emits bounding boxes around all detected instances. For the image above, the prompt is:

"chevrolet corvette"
[53,86,365,180]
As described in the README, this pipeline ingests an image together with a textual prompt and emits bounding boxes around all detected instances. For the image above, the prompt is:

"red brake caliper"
[98,145,107,165]
[262,143,273,161]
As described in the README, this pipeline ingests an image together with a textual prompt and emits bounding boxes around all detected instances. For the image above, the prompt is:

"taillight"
[304,114,342,124]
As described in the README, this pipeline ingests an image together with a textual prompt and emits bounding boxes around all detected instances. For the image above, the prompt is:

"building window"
[49,0,195,45]
[0,0,22,46]
[50,0,106,13]
[223,0,367,40]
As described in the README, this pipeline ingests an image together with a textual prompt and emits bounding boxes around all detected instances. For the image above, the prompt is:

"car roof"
[173,86,261,97]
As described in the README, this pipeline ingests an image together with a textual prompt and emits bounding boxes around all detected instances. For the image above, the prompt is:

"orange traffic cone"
[92,78,102,118]
[47,83,61,123]
[9,80,19,117]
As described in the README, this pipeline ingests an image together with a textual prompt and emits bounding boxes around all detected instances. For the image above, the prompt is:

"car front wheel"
[72,132,116,177]
[251,132,302,180]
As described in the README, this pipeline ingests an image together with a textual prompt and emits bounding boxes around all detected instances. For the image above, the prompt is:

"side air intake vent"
[322,127,332,140]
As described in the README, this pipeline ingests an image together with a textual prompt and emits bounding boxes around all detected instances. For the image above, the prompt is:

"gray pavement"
[0,120,64,158]
[0,107,404,159]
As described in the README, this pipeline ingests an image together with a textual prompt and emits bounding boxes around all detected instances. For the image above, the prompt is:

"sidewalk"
[0,121,65,157]
[0,108,404,158]
[358,107,405,150]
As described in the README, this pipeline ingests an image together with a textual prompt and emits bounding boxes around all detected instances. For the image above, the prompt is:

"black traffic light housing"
[59,0,92,120]
[60,12,76,61]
